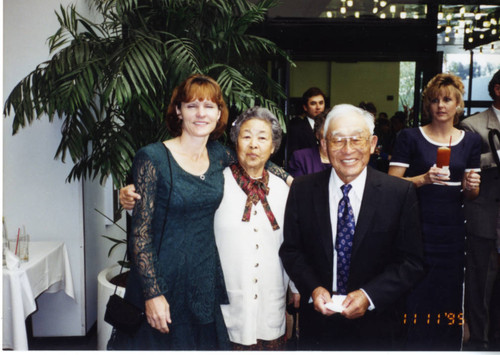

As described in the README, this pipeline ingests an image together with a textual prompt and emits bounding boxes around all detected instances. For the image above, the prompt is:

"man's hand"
[341,289,370,319]
[290,292,301,308]
[312,286,335,316]
[119,184,141,210]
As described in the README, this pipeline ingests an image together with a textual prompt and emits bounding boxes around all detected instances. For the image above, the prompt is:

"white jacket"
[214,167,292,346]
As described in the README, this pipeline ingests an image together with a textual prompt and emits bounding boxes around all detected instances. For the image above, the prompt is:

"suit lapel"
[313,169,334,263]
[351,167,381,259]
[487,107,500,132]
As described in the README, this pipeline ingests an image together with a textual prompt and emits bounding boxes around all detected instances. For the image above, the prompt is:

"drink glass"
[436,146,451,168]
[17,233,29,261]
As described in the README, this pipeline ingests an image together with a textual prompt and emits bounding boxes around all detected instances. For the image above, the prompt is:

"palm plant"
[4,0,292,187]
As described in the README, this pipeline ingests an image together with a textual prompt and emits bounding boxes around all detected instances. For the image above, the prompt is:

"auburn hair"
[166,74,228,139]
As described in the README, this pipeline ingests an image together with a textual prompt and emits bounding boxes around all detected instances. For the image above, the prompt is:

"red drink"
[436,146,451,168]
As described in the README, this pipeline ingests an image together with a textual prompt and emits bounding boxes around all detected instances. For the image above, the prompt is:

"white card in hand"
[325,294,346,313]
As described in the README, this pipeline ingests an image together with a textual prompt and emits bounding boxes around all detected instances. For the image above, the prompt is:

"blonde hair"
[422,73,464,124]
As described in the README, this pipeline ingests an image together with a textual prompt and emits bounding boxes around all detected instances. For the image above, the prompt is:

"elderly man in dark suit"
[460,69,500,351]
[279,104,424,350]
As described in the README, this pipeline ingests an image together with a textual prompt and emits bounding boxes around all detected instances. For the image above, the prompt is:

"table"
[2,241,75,350]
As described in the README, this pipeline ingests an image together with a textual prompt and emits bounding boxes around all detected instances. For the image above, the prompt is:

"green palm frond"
[4,0,293,188]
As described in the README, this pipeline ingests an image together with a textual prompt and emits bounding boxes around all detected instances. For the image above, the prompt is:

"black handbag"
[105,293,145,334]
[105,145,173,335]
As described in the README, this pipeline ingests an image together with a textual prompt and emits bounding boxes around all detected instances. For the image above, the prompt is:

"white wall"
[3,0,126,337]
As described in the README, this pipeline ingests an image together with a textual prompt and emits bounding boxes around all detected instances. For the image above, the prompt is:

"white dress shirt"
[306,116,315,130]
[328,167,375,309]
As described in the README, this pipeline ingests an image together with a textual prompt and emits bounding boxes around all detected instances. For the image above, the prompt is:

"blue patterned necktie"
[336,184,355,294]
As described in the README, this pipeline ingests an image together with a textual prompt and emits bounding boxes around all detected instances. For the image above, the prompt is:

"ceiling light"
[390,5,396,14]
[438,12,444,20]
[380,1,387,7]
[446,14,452,21]
[355,11,360,18]
[347,0,353,7]
[373,7,378,14]
[380,13,386,19]
[340,7,346,14]
[327,11,333,18]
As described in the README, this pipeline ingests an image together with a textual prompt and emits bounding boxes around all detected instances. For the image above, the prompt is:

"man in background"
[460,69,500,351]
[286,87,326,163]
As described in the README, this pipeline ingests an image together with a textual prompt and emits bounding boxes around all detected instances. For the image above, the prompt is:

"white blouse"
[214,167,291,346]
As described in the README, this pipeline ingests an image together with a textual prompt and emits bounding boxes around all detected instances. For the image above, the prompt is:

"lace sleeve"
[216,141,290,181]
[265,160,290,182]
[130,149,166,300]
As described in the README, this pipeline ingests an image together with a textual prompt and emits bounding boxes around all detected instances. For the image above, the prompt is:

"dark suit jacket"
[286,116,317,162]
[279,166,424,349]
[460,107,500,240]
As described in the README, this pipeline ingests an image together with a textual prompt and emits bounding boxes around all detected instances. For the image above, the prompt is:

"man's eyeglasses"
[327,136,371,150]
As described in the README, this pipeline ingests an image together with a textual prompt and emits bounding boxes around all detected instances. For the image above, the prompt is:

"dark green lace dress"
[108,141,288,350]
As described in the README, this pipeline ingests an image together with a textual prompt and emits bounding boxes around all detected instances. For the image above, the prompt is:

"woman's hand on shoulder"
[119,184,141,210]
[145,295,172,333]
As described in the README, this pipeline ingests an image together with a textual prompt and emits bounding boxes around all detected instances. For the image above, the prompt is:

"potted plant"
[3,0,292,188]
[94,208,128,349]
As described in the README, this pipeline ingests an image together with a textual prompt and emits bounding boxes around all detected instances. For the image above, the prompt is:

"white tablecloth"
[2,241,75,350]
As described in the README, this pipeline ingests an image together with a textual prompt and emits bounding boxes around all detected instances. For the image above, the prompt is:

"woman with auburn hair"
[389,73,482,350]
[111,75,290,350]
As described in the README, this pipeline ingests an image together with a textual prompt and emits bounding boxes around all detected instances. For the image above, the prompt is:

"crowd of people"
[112,70,500,351]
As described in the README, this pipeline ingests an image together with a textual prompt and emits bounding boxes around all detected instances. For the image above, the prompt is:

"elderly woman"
[214,107,299,350]
[389,73,482,350]
[287,110,331,177]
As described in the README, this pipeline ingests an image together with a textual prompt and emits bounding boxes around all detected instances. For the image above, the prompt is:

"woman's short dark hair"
[422,73,464,125]
[166,74,228,140]
[230,106,282,154]
[313,107,331,137]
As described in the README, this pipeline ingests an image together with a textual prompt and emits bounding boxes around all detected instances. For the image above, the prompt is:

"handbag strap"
[114,144,173,295]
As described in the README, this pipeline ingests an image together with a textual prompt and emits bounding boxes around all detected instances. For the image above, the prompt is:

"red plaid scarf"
[230,163,279,231]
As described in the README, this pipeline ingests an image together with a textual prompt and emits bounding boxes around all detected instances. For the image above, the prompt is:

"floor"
[27,321,97,350]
